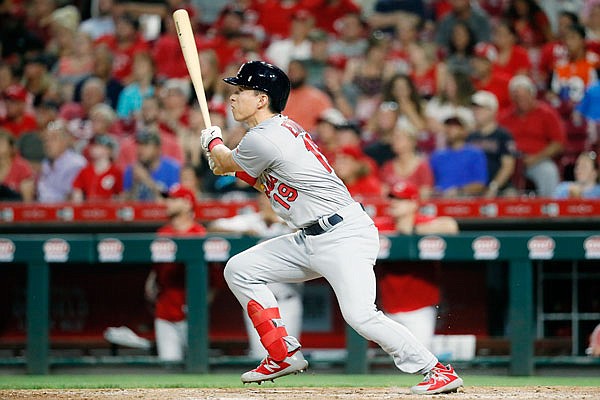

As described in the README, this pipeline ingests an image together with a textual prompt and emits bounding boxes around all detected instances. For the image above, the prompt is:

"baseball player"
[200,60,463,395]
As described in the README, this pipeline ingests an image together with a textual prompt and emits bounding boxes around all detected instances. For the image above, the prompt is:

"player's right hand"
[200,126,223,153]
[207,153,234,176]
[207,153,216,171]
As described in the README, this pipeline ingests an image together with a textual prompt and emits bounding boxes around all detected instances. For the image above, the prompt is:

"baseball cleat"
[241,349,308,384]
[410,362,463,395]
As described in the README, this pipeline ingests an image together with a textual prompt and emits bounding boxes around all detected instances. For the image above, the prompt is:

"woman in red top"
[379,124,434,199]
[0,129,35,201]
[492,20,532,78]
[408,42,446,101]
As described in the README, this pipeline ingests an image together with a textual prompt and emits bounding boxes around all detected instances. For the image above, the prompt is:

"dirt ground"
[1,387,600,400]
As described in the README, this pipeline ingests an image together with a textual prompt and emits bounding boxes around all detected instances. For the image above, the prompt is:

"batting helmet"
[223,61,290,113]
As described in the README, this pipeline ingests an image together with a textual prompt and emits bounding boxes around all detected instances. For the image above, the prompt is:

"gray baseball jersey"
[232,115,353,229]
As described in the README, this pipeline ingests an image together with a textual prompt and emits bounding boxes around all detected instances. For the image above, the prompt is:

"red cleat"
[410,362,464,395]
[241,349,308,384]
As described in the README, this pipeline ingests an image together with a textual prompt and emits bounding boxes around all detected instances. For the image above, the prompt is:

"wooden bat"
[172,9,212,129]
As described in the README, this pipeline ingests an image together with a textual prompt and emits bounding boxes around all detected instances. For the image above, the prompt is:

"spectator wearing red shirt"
[332,145,382,198]
[71,134,122,202]
[0,129,35,201]
[0,84,37,138]
[379,124,434,199]
[144,185,206,362]
[471,42,512,113]
[491,20,532,78]
[374,181,458,350]
[499,75,566,197]
[407,42,446,100]
[95,13,149,84]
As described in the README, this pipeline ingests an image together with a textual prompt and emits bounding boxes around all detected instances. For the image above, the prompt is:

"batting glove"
[200,126,223,153]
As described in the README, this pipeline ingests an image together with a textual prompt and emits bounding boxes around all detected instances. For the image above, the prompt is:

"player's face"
[229,87,262,123]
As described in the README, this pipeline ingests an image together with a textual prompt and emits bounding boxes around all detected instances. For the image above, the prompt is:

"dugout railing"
[1,232,599,376]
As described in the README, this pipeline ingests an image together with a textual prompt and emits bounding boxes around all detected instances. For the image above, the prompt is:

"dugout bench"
[1,232,599,376]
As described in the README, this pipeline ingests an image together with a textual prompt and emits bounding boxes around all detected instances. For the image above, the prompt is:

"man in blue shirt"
[430,115,488,197]
[123,130,180,201]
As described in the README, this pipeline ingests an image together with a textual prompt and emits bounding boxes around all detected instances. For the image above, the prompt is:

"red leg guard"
[247,300,289,361]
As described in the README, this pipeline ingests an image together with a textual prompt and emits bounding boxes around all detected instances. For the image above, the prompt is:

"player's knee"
[342,306,379,333]
[223,254,246,287]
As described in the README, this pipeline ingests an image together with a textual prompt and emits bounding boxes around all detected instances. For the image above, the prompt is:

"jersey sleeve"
[232,131,279,178]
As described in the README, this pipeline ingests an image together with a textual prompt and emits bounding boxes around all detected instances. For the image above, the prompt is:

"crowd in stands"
[2,0,600,204]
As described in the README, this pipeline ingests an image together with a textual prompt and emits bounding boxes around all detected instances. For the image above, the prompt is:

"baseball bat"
[173,9,212,129]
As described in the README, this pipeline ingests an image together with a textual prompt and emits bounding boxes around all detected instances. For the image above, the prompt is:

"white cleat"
[410,363,464,395]
[241,349,308,384]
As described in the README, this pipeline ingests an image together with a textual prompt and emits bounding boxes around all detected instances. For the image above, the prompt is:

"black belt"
[303,214,343,236]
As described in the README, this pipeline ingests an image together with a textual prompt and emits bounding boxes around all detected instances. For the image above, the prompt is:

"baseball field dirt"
[2,387,600,399]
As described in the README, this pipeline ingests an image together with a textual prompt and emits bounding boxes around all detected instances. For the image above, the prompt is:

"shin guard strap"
[248,305,281,328]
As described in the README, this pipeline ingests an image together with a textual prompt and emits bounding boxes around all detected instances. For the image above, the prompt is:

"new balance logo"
[435,373,452,384]
[263,359,283,373]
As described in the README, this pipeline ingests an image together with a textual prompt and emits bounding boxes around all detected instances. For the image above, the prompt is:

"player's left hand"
[200,126,223,153]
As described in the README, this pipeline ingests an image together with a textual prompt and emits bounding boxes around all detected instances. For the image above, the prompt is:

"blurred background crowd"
[2,0,600,203]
